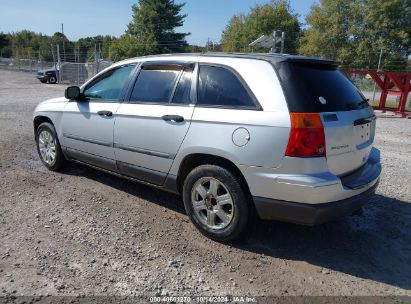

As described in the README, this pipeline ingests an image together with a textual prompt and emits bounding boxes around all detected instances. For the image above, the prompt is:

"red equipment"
[346,70,411,117]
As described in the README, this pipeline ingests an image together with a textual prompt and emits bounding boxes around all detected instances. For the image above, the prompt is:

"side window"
[172,69,193,104]
[130,66,181,103]
[197,65,256,108]
[83,65,134,102]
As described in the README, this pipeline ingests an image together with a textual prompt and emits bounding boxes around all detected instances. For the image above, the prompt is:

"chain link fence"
[0,57,50,72]
[0,57,112,85]
[59,61,112,84]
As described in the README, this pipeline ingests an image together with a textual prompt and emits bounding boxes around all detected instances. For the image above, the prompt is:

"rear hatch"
[275,60,376,176]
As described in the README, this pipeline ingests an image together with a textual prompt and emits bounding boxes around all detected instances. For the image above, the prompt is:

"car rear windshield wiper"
[358,98,369,106]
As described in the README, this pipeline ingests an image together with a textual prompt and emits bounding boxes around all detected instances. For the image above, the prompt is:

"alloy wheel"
[191,177,234,230]
[38,130,57,166]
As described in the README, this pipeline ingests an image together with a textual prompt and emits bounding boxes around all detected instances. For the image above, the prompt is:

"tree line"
[0,0,409,70]
[0,31,121,62]
[221,0,410,70]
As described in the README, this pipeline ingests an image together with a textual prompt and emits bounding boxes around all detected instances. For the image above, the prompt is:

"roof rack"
[123,52,336,66]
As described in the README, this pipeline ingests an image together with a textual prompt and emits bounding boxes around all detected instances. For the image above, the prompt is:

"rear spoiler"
[281,57,340,68]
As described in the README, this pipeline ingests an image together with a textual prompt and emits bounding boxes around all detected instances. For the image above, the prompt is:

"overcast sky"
[0,0,317,45]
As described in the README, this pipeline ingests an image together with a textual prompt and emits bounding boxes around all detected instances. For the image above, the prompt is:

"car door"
[114,62,196,185]
[61,64,136,172]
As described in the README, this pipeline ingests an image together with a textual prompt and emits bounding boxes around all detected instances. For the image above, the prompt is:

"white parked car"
[33,53,381,241]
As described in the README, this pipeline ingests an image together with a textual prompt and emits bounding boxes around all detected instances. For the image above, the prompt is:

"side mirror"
[65,86,81,100]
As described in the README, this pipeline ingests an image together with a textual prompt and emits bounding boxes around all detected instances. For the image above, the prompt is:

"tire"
[35,122,65,171]
[40,79,47,84]
[48,75,57,84]
[182,164,249,242]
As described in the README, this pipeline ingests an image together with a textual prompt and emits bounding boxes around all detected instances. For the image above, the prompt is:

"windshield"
[275,62,368,112]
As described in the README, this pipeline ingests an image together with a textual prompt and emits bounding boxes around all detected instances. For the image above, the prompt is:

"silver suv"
[33,53,381,241]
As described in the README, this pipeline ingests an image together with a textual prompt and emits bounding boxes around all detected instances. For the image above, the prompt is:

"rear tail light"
[285,113,326,157]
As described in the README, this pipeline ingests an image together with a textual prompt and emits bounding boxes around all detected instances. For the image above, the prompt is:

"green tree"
[185,44,205,53]
[220,0,301,53]
[6,30,77,62]
[0,33,11,57]
[299,0,411,70]
[221,14,248,52]
[76,35,119,62]
[50,32,76,62]
[10,30,40,59]
[109,33,156,60]
[298,1,354,62]
[125,0,189,57]
[352,0,411,70]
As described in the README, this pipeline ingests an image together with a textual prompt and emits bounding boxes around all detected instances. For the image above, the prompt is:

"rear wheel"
[182,165,249,242]
[40,79,47,83]
[35,122,65,171]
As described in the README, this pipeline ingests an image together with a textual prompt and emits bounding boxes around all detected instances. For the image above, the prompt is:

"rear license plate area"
[355,122,371,144]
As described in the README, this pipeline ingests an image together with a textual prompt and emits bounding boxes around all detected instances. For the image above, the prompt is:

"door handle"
[161,115,184,123]
[97,110,113,117]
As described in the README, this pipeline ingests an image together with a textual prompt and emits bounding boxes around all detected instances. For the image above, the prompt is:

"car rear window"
[275,62,368,112]
[197,65,257,108]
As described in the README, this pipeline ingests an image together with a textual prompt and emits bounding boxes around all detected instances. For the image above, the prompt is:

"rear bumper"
[241,148,381,205]
[244,147,381,224]
[253,178,379,225]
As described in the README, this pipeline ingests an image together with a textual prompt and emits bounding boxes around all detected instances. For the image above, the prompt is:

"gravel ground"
[0,70,410,300]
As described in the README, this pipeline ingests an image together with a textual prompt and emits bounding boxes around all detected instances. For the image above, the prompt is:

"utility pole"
[61,23,66,62]
[57,44,61,83]
[372,48,383,103]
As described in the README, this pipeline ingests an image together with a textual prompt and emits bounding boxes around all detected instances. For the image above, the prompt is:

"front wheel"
[182,165,249,242]
[48,75,57,84]
[35,122,65,171]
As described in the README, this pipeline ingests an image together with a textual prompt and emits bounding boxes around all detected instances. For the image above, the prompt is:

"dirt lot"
[0,70,411,299]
